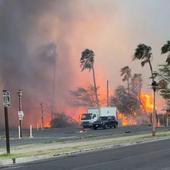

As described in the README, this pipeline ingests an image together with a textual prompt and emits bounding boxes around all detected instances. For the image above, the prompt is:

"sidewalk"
[0,131,170,167]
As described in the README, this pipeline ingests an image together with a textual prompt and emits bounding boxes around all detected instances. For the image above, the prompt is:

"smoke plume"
[0,0,79,127]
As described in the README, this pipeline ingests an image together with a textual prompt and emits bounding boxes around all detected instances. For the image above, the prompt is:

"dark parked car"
[92,116,118,130]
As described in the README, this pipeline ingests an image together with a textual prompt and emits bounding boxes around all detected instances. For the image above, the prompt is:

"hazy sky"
[0,0,170,126]
[74,0,170,91]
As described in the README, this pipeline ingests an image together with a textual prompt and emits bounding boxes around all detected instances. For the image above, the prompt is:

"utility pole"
[3,90,11,154]
[151,80,158,136]
[40,103,44,130]
[107,80,109,106]
[17,90,24,138]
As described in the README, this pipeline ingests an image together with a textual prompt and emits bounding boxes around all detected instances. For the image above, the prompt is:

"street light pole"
[151,80,158,136]
[152,87,156,136]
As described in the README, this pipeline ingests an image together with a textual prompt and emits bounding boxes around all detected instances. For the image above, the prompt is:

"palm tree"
[120,66,131,94]
[133,44,157,136]
[80,49,99,108]
[161,41,170,65]
[133,44,154,78]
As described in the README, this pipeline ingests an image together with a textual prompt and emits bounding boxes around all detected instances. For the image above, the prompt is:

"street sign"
[3,90,11,107]
[18,111,24,120]
[18,90,22,97]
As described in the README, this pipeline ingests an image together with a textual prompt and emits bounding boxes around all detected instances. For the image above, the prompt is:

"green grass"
[0,153,22,159]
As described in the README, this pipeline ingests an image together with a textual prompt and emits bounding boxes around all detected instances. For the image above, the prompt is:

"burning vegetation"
[117,93,154,126]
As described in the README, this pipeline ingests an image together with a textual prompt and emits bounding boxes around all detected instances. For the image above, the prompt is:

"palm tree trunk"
[148,60,154,79]
[148,59,156,136]
[92,66,100,109]
[127,78,130,94]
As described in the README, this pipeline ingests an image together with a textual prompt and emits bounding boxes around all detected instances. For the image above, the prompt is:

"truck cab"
[81,112,98,128]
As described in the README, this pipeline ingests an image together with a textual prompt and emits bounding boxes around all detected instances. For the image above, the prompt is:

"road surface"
[0,126,169,147]
[2,138,170,170]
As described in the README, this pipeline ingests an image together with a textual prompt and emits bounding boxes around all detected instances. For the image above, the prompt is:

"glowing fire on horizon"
[117,92,154,126]
[118,113,137,126]
[140,93,153,113]
[43,117,51,128]
[36,91,158,128]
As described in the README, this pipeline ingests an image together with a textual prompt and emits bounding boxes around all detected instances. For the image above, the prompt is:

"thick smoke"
[0,0,77,127]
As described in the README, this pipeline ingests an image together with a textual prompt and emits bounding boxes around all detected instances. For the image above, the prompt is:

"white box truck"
[80,107,118,129]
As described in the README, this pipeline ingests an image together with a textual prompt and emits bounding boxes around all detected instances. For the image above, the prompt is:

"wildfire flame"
[74,91,156,127]
[43,117,51,128]
[117,92,155,126]
[140,93,153,113]
[118,113,137,126]
[32,91,158,128]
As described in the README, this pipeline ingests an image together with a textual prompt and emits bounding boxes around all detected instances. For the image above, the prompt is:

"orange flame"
[118,113,137,126]
[43,116,51,128]
[140,93,153,113]
[117,92,155,126]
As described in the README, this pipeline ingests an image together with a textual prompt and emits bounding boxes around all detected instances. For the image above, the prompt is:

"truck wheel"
[113,124,117,128]
[103,124,107,129]
[93,126,97,130]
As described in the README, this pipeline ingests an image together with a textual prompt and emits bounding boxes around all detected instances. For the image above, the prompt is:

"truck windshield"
[81,113,92,120]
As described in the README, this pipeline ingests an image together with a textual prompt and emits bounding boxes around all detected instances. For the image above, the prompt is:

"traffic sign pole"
[18,90,23,138]
[19,120,22,138]
[3,89,11,155]
[4,106,10,154]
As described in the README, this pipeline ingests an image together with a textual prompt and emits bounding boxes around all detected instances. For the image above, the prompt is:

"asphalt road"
[0,126,169,147]
[2,138,170,170]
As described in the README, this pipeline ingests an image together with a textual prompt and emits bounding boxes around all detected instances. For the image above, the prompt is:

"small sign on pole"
[3,90,11,107]
[18,111,24,120]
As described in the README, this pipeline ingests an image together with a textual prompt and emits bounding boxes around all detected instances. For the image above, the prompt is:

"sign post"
[17,90,24,138]
[3,90,11,154]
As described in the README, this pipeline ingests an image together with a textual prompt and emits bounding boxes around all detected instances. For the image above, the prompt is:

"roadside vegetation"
[51,113,78,128]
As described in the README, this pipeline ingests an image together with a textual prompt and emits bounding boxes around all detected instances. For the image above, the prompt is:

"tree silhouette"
[133,44,154,79]
[80,49,99,108]
[120,66,131,94]
[161,41,170,65]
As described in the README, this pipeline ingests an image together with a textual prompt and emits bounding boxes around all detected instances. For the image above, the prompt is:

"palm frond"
[161,41,170,54]
[166,55,170,65]
[120,66,130,76]
[80,49,94,71]
[122,75,128,81]
[158,79,168,89]
[133,44,152,61]
[141,59,149,67]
